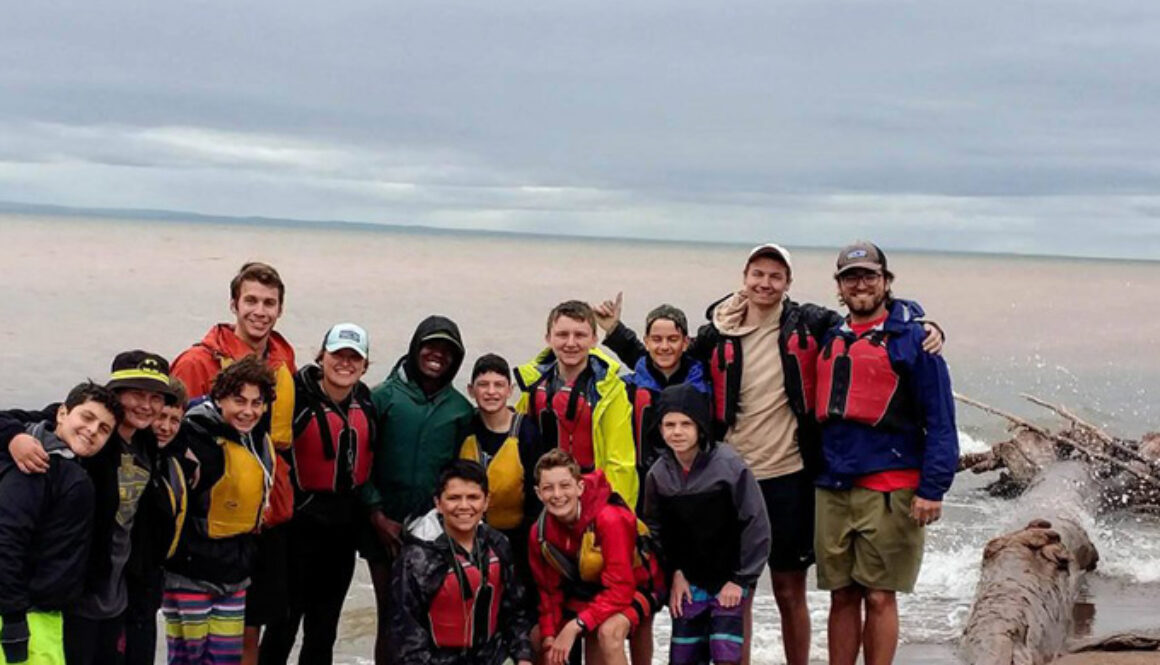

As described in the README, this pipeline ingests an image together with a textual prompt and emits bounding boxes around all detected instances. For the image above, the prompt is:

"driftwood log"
[960,462,1100,665]
[954,393,1160,509]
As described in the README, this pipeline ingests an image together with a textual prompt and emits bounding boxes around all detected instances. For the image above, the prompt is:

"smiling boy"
[163,356,280,665]
[516,301,638,509]
[389,460,534,665]
[593,299,712,486]
[527,450,661,665]
[459,354,548,605]
[0,382,121,665]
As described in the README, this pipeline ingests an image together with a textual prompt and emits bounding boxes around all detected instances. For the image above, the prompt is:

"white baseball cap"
[322,323,369,358]
[746,243,793,277]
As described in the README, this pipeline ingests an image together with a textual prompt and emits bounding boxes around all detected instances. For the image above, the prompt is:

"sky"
[1,1,1159,259]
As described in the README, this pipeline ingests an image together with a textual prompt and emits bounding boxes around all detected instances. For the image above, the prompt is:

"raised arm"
[594,292,648,368]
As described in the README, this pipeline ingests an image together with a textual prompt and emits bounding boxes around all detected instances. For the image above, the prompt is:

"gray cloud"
[2,1,1159,258]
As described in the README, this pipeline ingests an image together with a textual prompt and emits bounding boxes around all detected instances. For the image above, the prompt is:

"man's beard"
[847,292,887,317]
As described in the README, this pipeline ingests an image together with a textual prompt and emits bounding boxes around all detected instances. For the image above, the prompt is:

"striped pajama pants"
[161,588,246,665]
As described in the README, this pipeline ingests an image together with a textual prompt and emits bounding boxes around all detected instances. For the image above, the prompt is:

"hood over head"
[403,315,466,392]
[576,470,614,531]
[405,508,447,546]
[199,324,296,365]
[709,291,784,336]
[650,383,714,452]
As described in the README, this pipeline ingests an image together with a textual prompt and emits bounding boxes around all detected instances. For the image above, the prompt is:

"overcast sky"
[2,1,1158,258]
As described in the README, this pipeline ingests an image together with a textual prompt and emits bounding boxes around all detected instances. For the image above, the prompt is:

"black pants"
[63,613,124,665]
[258,518,358,665]
[122,567,164,665]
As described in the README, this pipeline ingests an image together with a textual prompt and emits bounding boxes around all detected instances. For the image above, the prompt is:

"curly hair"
[209,355,276,405]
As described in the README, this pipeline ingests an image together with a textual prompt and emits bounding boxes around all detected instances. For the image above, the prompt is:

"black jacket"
[0,404,131,594]
[390,511,534,665]
[0,422,95,621]
[642,384,771,593]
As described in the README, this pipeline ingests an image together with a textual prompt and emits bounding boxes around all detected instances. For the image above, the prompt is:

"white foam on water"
[957,430,992,455]
[914,544,983,601]
[1091,515,1160,584]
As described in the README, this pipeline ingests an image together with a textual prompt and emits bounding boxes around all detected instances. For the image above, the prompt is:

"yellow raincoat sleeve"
[269,363,296,450]
[592,369,639,510]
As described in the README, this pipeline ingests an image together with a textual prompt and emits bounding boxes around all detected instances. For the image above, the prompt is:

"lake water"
[2,215,1159,664]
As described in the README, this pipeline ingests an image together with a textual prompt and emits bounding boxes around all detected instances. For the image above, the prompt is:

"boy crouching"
[389,460,535,665]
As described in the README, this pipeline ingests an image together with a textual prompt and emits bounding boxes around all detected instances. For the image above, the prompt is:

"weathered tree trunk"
[960,462,1100,665]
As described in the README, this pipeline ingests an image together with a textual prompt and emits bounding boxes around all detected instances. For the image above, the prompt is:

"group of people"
[0,240,958,665]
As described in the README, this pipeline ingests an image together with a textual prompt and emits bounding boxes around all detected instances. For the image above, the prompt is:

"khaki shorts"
[815,487,925,593]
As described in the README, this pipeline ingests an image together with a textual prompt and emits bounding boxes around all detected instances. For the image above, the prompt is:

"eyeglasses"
[839,272,883,287]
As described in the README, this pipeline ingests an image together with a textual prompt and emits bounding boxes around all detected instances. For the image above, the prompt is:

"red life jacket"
[427,549,503,650]
[815,328,911,429]
[708,337,742,440]
[782,326,820,415]
[530,374,596,472]
[292,395,374,493]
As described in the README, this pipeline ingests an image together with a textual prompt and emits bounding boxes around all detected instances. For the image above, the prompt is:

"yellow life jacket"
[204,433,275,539]
[459,414,525,531]
[536,493,653,590]
[161,456,189,559]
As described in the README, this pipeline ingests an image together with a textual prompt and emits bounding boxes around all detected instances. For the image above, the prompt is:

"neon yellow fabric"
[517,347,638,509]
[0,611,64,665]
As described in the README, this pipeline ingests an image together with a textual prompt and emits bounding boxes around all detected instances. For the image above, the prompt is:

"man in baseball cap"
[833,241,893,280]
[814,241,957,665]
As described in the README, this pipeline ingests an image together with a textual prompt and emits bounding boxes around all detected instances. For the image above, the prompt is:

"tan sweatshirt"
[712,292,803,480]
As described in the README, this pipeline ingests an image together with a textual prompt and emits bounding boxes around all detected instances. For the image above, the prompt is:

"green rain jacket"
[362,316,473,522]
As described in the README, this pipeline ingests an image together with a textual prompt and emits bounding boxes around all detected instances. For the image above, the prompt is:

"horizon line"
[0,198,1153,265]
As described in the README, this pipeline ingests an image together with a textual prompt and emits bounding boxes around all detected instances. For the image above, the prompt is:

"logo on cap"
[846,249,868,259]
[337,330,362,343]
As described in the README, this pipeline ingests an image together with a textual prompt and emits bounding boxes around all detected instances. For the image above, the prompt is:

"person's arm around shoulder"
[388,544,436,665]
[905,326,958,525]
[594,381,639,509]
[686,320,720,363]
[1,406,59,474]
